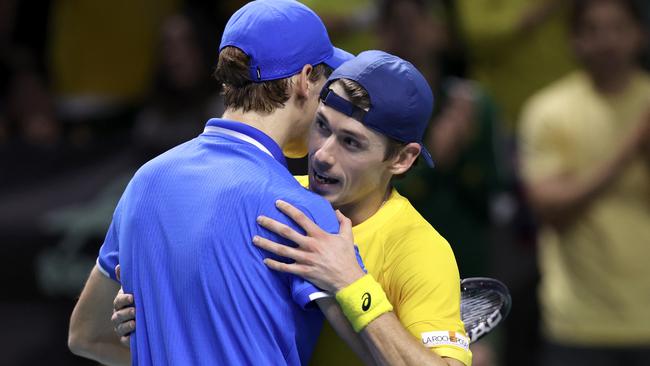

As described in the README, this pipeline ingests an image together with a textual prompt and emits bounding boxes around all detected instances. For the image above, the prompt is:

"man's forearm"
[359,312,463,366]
[69,265,131,366]
[317,297,377,365]
[69,336,131,366]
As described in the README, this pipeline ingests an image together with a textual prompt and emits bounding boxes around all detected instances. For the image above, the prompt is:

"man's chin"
[310,184,339,205]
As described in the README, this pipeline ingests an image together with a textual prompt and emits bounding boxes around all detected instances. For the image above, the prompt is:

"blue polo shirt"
[97,118,340,365]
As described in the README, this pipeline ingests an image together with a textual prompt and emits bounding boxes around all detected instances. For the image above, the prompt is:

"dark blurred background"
[1,0,649,365]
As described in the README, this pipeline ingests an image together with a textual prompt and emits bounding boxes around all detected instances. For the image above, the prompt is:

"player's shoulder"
[286,175,331,220]
[132,139,198,179]
[381,192,460,289]
[523,71,588,114]
[117,140,197,199]
[383,191,452,254]
[267,173,337,231]
[519,71,593,138]
[385,191,439,233]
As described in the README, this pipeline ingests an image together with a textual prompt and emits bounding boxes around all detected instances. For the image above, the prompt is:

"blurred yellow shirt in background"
[519,70,650,345]
[49,0,179,103]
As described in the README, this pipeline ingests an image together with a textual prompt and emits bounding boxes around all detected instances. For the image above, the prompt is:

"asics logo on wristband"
[362,292,372,311]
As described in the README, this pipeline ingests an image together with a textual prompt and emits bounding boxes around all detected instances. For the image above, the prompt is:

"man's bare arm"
[315,297,376,365]
[360,313,465,366]
[69,265,130,365]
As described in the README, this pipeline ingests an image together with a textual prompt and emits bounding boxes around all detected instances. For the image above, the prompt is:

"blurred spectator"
[0,49,63,188]
[518,0,650,364]
[47,0,179,126]
[455,0,576,131]
[132,12,224,161]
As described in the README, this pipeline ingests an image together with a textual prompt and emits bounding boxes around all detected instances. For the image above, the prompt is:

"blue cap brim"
[420,145,435,167]
[324,47,354,69]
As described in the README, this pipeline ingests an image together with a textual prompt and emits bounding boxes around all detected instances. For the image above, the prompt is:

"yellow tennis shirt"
[295,176,472,365]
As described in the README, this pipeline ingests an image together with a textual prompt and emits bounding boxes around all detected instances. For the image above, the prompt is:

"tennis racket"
[460,277,512,343]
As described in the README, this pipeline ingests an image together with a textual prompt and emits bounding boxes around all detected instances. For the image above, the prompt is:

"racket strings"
[461,289,504,327]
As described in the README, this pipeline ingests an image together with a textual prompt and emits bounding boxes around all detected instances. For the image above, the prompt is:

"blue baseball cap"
[220,0,353,82]
[320,50,435,167]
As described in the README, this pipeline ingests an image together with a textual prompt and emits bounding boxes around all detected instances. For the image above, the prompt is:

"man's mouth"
[313,169,339,185]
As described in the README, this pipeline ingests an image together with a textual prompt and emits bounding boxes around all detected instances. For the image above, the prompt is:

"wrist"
[333,268,366,293]
[335,274,393,332]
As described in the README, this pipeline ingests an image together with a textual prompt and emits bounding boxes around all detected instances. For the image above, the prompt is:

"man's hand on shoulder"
[253,200,365,293]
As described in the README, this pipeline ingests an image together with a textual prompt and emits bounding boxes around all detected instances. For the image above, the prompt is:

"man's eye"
[344,137,360,149]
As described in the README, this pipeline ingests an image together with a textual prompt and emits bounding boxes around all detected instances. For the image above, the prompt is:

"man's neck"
[221,108,295,150]
[336,185,393,227]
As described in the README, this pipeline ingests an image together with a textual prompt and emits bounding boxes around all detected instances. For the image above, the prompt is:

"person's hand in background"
[428,80,477,169]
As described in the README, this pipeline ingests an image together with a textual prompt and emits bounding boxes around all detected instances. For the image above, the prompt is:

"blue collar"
[203,118,288,168]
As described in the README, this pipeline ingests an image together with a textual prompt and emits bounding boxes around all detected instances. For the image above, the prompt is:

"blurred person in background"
[454,0,576,131]
[0,48,74,199]
[47,0,179,145]
[131,11,224,162]
[518,0,650,364]
[376,1,516,365]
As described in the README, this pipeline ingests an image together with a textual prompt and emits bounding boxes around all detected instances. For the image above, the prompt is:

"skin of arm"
[253,200,466,366]
[69,265,130,366]
[360,313,465,366]
[315,297,376,366]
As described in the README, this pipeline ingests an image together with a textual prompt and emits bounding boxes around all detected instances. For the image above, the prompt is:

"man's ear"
[294,64,314,101]
[388,142,421,175]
